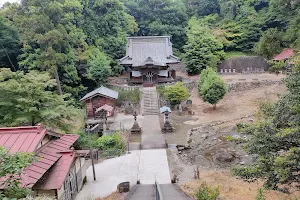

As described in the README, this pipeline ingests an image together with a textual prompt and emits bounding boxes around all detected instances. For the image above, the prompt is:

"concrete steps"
[142,87,159,116]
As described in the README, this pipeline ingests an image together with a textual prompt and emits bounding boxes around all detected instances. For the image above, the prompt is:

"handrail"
[155,181,164,200]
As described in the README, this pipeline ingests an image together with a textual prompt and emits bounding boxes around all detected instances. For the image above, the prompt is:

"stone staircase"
[142,87,159,116]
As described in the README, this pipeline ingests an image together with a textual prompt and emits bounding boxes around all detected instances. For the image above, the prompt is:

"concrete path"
[141,115,165,148]
[76,149,171,199]
[138,149,171,184]
[75,151,140,200]
[160,184,194,200]
[125,185,156,200]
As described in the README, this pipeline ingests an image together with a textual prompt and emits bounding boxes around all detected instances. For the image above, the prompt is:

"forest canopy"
[0,0,299,94]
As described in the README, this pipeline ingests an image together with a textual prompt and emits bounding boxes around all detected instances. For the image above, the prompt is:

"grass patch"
[224,51,252,59]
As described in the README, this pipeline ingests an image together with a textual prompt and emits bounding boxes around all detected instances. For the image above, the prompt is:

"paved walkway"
[141,115,165,148]
[138,149,171,184]
[75,149,171,199]
[75,151,140,200]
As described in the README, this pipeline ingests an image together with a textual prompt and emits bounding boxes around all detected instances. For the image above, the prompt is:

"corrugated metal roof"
[80,86,119,101]
[0,125,47,153]
[119,36,180,67]
[0,126,79,189]
[33,135,79,190]
[273,48,296,61]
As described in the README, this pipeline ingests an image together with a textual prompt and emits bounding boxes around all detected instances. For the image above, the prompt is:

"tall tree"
[0,69,79,131]
[80,0,137,59]
[255,28,285,59]
[184,17,225,75]
[0,17,20,71]
[12,0,88,96]
[123,0,187,51]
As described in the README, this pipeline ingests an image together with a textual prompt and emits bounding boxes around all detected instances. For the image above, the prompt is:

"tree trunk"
[213,104,217,110]
[54,67,63,95]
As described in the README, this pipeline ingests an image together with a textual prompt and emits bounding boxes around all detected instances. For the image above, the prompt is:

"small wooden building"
[80,86,119,118]
[0,124,88,200]
[119,36,181,86]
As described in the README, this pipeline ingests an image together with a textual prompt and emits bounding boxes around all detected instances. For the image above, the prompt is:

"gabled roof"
[0,125,79,189]
[80,86,119,101]
[119,36,181,67]
[33,135,79,190]
[0,124,47,153]
[273,48,296,61]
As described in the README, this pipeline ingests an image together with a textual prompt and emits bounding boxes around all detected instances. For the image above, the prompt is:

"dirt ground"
[180,170,300,200]
[96,192,125,200]
[164,81,300,200]
[161,83,286,145]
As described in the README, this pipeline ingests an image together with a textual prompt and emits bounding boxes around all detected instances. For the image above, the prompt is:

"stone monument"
[130,111,141,134]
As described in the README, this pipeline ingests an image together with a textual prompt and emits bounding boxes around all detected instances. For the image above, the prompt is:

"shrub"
[115,89,141,107]
[195,182,220,200]
[73,132,99,150]
[96,132,125,152]
[198,68,227,109]
[256,188,265,200]
[164,82,189,105]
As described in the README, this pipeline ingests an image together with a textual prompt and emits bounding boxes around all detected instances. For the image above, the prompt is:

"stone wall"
[218,56,269,74]
[227,79,284,92]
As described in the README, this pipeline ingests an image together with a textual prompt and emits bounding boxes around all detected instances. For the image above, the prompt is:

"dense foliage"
[115,88,141,107]
[0,69,79,131]
[184,17,225,75]
[162,82,189,105]
[198,68,227,108]
[123,0,188,52]
[232,66,300,191]
[0,146,35,199]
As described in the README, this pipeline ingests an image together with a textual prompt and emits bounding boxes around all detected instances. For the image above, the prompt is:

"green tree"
[0,146,35,199]
[86,47,111,86]
[255,28,285,59]
[164,82,189,105]
[198,68,227,109]
[0,17,21,70]
[11,0,88,96]
[123,0,188,51]
[185,0,220,17]
[232,68,300,190]
[81,0,137,59]
[184,17,225,75]
[0,69,79,131]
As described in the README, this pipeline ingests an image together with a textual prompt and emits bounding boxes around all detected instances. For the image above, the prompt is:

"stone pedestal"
[162,121,174,133]
[131,121,141,134]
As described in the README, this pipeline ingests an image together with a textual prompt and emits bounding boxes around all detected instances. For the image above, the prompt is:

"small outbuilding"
[0,124,88,200]
[80,86,119,118]
[273,48,296,61]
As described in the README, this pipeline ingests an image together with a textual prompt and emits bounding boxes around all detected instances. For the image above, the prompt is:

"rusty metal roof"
[0,126,79,189]
[32,134,79,190]
[273,48,296,61]
[0,124,47,153]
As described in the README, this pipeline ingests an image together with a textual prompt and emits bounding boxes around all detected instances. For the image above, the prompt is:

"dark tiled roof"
[119,36,180,67]
[80,86,119,101]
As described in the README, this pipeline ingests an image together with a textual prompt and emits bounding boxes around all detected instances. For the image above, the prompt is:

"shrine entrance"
[145,72,154,83]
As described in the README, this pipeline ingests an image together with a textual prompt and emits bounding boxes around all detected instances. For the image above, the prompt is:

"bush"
[115,89,141,107]
[195,182,220,200]
[198,68,227,108]
[164,82,189,105]
[73,132,99,150]
[256,188,265,200]
[96,132,125,152]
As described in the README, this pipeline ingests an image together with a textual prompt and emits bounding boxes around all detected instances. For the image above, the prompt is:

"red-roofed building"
[0,124,88,200]
[273,48,296,61]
